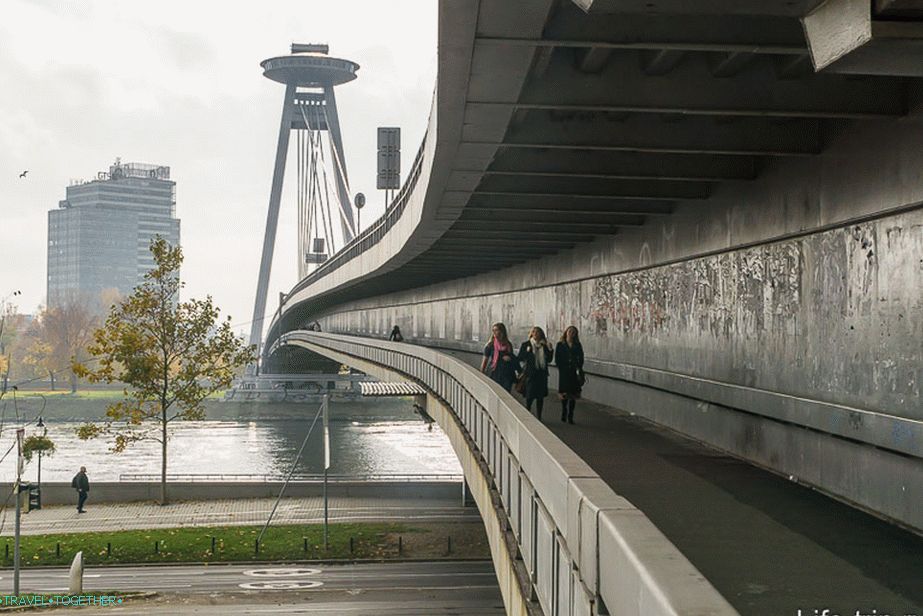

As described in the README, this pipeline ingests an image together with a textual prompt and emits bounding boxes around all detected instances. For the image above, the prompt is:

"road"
[0,560,505,615]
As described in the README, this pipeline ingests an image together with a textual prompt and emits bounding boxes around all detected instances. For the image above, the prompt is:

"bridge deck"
[547,400,923,615]
[446,350,923,615]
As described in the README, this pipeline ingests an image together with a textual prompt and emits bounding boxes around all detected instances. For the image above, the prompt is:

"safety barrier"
[280,331,737,616]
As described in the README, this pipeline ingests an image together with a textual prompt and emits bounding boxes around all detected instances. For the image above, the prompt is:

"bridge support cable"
[257,395,325,545]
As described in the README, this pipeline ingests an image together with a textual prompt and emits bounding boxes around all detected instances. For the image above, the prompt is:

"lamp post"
[14,427,24,596]
[36,416,45,490]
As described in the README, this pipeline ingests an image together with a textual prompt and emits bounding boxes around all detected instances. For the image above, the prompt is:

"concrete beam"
[476,174,709,199]
[503,50,906,119]
[571,0,822,17]
[459,200,656,223]
[452,221,626,233]
[708,51,757,77]
[876,0,923,17]
[463,205,674,218]
[461,209,647,225]
[443,230,597,242]
[487,149,757,181]
[498,111,823,156]
[575,47,613,73]
[801,0,872,71]
[435,238,579,247]
[641,50,686,75]
[544,6,809,53]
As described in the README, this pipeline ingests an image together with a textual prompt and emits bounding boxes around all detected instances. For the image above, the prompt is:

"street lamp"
[36,416,46,490]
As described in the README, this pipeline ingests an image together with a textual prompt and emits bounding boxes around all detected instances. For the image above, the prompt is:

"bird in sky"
[18,170,28,178]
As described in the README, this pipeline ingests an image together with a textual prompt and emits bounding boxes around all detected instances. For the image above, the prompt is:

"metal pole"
[323,394,330,550]
[323,87,355,241]
[248,83,297,354]
[14,427,24,596]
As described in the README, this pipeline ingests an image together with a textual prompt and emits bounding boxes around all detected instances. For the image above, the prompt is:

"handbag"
[576,370,587,388]
[514,372,527,395]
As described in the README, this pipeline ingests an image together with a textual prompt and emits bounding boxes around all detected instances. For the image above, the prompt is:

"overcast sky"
[0,0,437,336]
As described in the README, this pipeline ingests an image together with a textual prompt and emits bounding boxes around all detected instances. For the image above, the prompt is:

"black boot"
[567,399,576,424]
[535,399,543,421]
[561,400,568,422]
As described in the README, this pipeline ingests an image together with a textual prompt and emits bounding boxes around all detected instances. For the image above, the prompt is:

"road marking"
[238,580,323,590]
[243,568,321,577]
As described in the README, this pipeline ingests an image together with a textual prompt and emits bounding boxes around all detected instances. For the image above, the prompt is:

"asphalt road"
[0,560,505,614]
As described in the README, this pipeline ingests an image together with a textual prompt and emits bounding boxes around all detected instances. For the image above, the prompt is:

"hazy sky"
[0,0,437,336]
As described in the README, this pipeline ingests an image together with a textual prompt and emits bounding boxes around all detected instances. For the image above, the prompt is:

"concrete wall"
[301,115,923,531]
[34,480,461,506]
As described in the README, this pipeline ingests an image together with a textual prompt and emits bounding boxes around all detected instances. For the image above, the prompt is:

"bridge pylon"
[248,43,360,363]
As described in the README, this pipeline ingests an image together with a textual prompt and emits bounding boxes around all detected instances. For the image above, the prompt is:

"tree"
[42,302,98,393]
[74,237,255,505]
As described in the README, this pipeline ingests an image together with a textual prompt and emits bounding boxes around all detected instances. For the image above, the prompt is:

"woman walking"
[480,322,519,392]
[517,327,554,420]
[388,325,404,342]
[555,325,584,424]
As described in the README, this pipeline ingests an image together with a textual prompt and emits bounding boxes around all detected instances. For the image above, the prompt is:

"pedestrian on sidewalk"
[71,466,90,513]
[389,325,404,342]
[517,326,554,420]
[480,322,519,392]
[555,326,584,424]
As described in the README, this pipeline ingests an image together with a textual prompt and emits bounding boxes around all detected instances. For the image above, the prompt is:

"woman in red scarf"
[480,322,519,392]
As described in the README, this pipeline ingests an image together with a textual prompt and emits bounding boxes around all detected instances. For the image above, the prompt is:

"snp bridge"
[261,1,923,615]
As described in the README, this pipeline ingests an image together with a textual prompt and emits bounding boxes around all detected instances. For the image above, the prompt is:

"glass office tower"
[47,160,181,309]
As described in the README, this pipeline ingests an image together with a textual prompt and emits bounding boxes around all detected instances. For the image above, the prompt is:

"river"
[0,396,462,482]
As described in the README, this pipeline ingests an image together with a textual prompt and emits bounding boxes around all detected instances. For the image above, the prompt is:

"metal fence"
[119,473,462,483]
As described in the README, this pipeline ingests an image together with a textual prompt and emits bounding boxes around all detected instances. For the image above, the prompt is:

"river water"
[0,397,462,482]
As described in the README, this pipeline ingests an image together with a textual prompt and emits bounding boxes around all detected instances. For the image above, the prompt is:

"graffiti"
[585,241,800,339]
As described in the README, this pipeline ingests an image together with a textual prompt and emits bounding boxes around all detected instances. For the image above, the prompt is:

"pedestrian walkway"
[542,397,923,616]
[2,496,477,536]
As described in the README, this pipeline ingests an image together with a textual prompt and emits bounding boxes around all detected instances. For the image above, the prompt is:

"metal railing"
[287,132,428,299]
[119,472,463,483]
[284,331,738,616]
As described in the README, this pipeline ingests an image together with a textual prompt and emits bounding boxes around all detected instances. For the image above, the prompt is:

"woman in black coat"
[480,322,519,392]
[518,326,554,420]
[555,325,584,424]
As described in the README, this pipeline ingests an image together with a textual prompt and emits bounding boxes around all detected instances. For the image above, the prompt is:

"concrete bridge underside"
[263,1,923,613]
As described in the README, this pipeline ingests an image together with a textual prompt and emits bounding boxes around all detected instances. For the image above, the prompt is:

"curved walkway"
[543,398,923,615]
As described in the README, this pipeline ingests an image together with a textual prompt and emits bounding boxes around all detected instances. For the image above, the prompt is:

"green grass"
[0,522,486,568]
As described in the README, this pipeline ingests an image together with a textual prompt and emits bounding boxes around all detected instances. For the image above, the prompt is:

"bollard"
[211,536,216,555]
[56,543,60,558]
[68,551,83,594]
[106,542,111,558]
[447,536,452,554]
[303,538,308,553]
[154,541,159,554]
[349,537,354,554]
[254,539,259,555]
[398,536,402,555]
[4,544,8,559]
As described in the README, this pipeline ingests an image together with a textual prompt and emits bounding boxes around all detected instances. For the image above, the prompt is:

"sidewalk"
[1,495,477,536]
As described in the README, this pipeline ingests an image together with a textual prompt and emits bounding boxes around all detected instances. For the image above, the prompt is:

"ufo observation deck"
[261,52,359,87]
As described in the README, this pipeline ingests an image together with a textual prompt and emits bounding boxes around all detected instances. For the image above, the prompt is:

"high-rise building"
[47,159,181,309]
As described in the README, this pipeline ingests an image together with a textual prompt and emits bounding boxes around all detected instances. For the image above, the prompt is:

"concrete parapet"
[287,331,738,615]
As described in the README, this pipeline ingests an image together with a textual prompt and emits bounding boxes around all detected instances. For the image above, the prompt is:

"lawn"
[0,521,488,568]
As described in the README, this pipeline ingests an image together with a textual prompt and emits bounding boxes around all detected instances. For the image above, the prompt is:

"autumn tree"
[44,302,98,392]
[74,237,255,505]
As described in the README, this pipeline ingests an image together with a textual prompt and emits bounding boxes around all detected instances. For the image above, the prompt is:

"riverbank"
[5,392,413,421]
